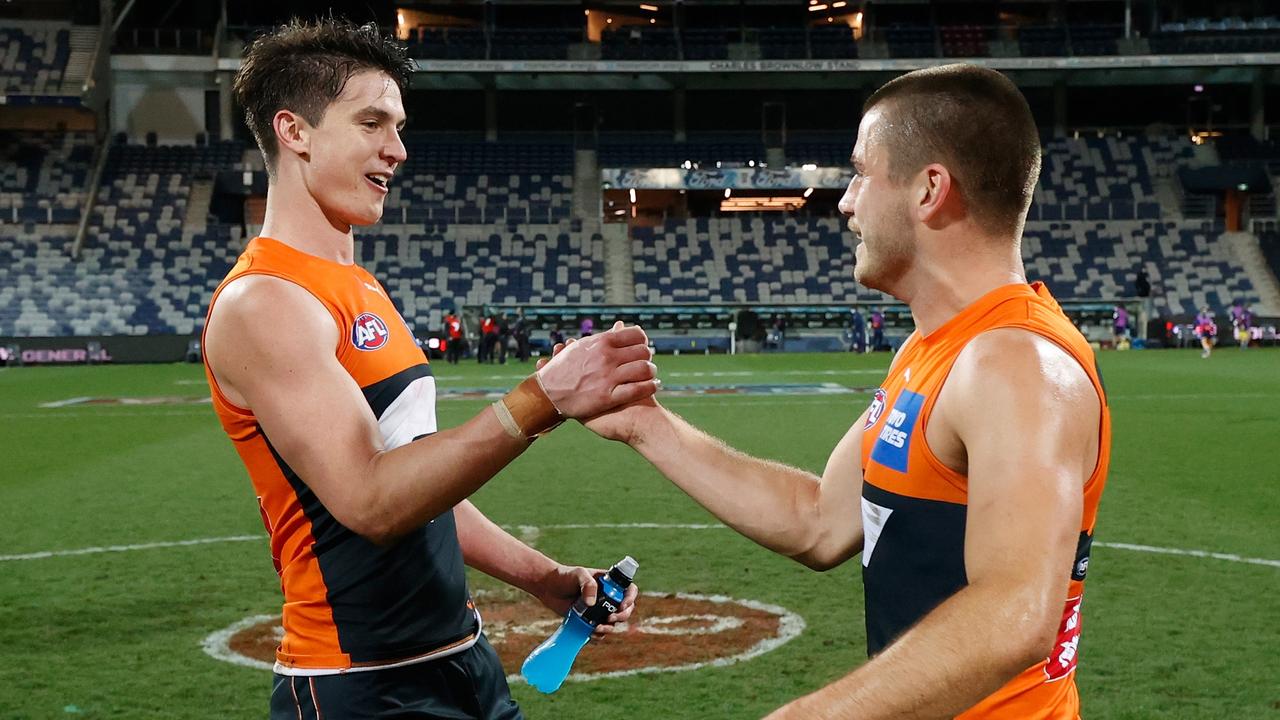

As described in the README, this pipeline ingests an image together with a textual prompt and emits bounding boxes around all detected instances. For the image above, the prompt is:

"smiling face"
[298,70,407,229]
[837,105,916,296]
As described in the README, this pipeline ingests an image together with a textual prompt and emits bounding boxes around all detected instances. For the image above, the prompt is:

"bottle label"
[577,578,625,626]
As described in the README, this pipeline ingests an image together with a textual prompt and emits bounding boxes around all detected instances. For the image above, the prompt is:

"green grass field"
[2,349,1278,719]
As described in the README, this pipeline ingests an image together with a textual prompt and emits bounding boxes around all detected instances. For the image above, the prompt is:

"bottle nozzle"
[613,555,639,582]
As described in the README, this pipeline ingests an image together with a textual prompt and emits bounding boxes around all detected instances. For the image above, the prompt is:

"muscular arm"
[766,329,1100,719]
[593,401,868,571]
[205,275,656,545]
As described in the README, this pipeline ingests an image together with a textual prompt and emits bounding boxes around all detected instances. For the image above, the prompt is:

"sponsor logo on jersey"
[352,312,391,351]
[869,389,926,473]
[1071,531,1093,581]
[865,389,887,429]
[1044,595,1082,682]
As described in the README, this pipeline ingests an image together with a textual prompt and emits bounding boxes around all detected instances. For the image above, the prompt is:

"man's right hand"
[581,395,663,447]
[535,324,658,419]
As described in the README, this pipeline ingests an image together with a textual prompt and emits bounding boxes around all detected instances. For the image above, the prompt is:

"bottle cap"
[613,556,639,582]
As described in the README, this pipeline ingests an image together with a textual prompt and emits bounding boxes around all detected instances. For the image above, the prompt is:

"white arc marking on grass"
[5,526,1277,569]
[199,592,806,683]
[201,614,278,671]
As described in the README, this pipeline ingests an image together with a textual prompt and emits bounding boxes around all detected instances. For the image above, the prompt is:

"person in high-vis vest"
[203,18,657,720]
[586,63,1109,720]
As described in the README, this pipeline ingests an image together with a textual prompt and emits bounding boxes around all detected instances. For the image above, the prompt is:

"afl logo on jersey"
[865,389,886,429]
[352,313,390,351]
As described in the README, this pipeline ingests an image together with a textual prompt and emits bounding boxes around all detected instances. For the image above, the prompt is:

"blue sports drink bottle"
[521,556,639,694]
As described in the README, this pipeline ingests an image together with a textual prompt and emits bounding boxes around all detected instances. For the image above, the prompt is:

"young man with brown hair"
[203,18,655,719]
[586,63,1110,719]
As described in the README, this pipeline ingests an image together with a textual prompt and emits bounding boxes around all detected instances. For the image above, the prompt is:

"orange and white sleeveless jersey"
[859,282,1111,719]
[203,237,478,675]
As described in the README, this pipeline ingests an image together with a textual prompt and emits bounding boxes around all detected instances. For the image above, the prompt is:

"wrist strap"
[494,374,564,441]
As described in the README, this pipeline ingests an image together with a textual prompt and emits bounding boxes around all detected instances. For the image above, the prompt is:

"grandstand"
[2,0,1279,361]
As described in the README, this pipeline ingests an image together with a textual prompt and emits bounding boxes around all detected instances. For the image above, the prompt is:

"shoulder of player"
[208,274,337,359]
[947,327,1095,413]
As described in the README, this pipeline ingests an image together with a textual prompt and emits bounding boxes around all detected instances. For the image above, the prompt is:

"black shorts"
[270,636,523,720]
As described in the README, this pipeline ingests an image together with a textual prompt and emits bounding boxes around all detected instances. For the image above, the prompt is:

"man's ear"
[916,163,955,226]
[272,109,310,162]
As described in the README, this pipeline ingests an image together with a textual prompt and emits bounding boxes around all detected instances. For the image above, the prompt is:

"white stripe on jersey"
[376,375,438,449]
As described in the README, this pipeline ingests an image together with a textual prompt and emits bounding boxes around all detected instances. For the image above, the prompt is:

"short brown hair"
[864,63,1041,236]
[233,17,415,170]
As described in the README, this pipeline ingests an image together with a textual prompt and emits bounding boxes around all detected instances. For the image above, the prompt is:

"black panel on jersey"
[260,426,477,664]
[361,363,434,419]
[1071,530,1093,581]
[861,481,968,656]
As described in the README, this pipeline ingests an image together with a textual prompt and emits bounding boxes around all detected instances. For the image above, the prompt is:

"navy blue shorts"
[270,636,523,720]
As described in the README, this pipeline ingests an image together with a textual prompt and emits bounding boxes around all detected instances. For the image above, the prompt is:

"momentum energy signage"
[603,166,850,191]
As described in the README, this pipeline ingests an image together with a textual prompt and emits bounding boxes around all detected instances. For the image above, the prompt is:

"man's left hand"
[532,564,638,637]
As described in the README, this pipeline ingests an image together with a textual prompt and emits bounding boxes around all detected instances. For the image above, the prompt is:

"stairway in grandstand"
[184,179,213,234]
[59,26,99,94]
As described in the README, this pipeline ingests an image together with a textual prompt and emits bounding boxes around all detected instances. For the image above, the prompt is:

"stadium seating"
[599,132,766,167]
[1068,24,1122,56]
[808,26,859,59]
[884,25,937,58]
[0,130,93,224]
[629,215,1256,316]
[406,27,487,60]
[1030,134,1195,221]
[0,24,70,94]
[1023,220,1258,315]
[490,28,580,60]
[940,25,990,58]
[354,223,605,330]
[393,135,575,224]
[681,28,732,61]
[756,27,808,59]
[630,215,889,305]
[1018,25,1068,57]
[601,27,678,60]
[1151,17,1280,54]
[0,128,1259,338]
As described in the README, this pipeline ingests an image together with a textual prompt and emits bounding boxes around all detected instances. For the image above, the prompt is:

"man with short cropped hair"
[586,63,1111,719]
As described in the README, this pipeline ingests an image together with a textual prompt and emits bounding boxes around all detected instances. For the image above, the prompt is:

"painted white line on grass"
[1094,542,1280,569]
[4,410,214,419]
[6,525,1277,570]
[0,534,263,561]
[429,369,891,384]
[37,396,94,408]
[1112,392,1278,401]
